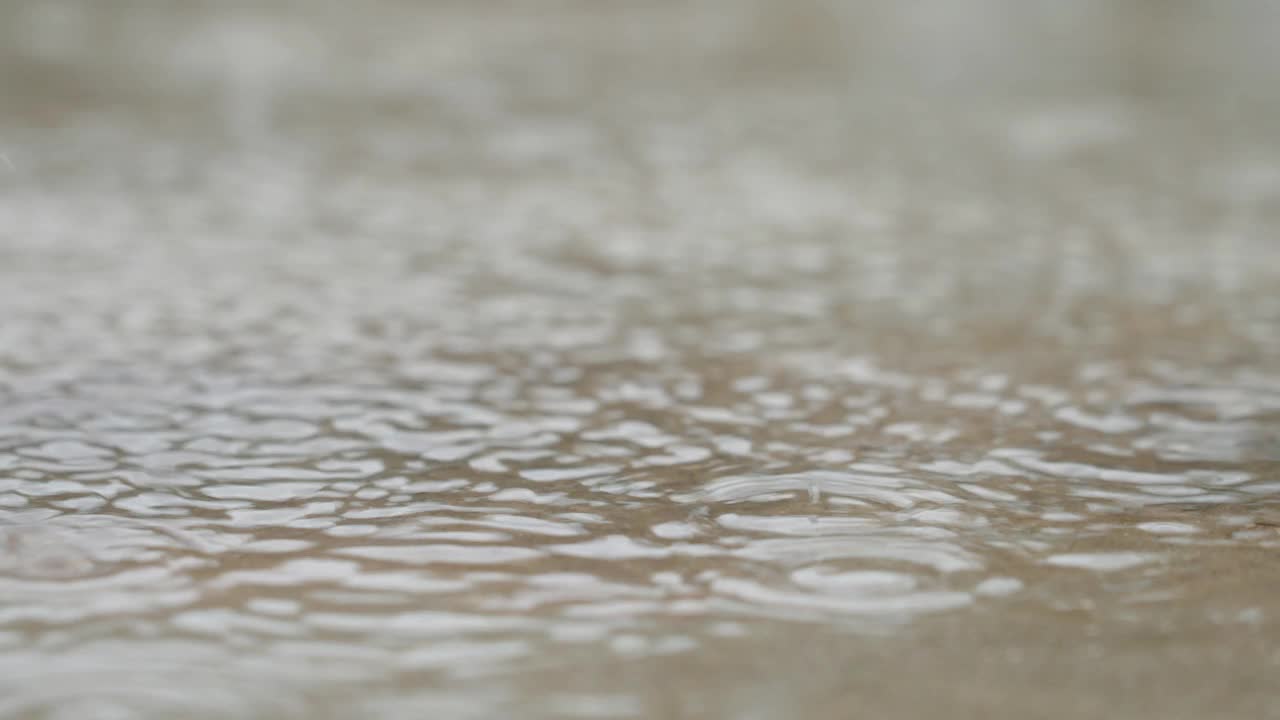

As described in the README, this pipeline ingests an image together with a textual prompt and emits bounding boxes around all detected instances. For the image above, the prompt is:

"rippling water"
[2,1,1280,718]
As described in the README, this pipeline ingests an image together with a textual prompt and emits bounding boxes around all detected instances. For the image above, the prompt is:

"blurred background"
[1,0,1278,373]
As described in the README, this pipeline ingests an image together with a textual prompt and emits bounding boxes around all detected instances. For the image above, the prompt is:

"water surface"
[2,1,1280,718]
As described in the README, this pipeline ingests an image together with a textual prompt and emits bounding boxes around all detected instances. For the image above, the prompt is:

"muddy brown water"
[2,1,1279,718]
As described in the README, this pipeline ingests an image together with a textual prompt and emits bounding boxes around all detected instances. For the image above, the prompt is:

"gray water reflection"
[2,1,1280,718]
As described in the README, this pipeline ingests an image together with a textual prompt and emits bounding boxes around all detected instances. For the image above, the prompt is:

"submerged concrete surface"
[1,1,1279,718]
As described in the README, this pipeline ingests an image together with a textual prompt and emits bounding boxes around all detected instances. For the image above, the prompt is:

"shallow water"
[2,1,1280,718]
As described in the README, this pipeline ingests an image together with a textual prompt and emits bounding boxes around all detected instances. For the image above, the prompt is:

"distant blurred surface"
[1,2,1279,718]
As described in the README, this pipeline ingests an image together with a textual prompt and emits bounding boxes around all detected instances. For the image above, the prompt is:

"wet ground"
[2,1,1279,718]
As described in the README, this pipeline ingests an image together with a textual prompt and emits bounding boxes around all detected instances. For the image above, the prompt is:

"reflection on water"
[2,1,1279,718]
